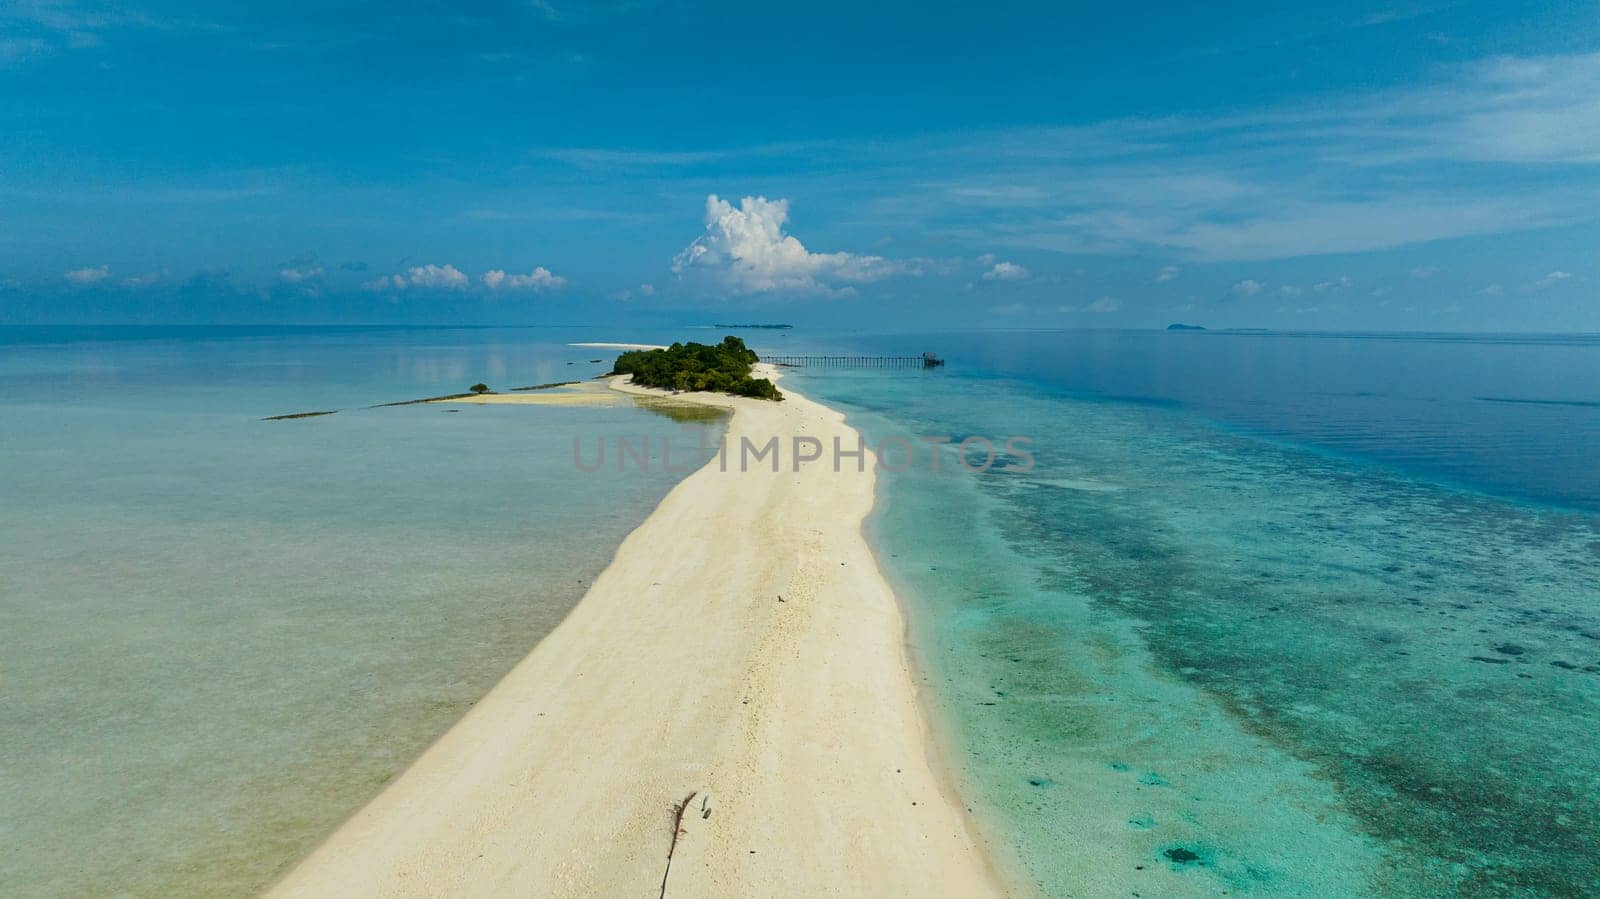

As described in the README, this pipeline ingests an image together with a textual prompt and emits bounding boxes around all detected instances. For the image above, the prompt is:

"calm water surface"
[4,326,1597,897]
[0,327,723,897]
[779,330,1600,897]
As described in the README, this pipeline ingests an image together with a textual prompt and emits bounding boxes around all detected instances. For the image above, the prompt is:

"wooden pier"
[763,353,944,369]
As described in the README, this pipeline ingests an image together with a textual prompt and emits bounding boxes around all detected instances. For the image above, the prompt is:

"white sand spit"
[270,365,1005,898]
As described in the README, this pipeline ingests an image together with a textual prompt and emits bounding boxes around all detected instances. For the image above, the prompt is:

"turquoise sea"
[775,329,1600,897]
[0,327,724,897]
[3,326,1597,897]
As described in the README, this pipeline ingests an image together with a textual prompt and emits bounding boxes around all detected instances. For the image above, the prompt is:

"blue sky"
[2,0,1598,329]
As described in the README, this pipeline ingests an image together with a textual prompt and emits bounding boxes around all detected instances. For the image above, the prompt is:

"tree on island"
[469,383,490,394]
[612,336,783,401]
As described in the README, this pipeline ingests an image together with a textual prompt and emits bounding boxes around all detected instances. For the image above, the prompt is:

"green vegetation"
[469,383,490,394]
[613,336,783,401]
[634,398,731,423]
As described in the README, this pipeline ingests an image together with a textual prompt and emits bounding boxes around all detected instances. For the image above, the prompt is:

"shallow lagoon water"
[787,330,1600,896]
[4,326,1597,897]
[0,327,724,896]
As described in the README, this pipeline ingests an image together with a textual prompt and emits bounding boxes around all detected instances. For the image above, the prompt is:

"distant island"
[712,323,793,329]
[1166,323,1206,331]
[613,336,783,400]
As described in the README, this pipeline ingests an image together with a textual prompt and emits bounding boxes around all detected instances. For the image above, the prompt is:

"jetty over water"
[765,353,945,369]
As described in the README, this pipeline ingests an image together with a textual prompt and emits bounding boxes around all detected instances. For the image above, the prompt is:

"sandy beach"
[270,365,1005,897]
[426,382,621,407]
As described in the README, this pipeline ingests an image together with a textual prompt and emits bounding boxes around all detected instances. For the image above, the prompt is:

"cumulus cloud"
[364,264,470,291]
[1410,265,1440,278]
[1231,279,1264,296]
[672,194,912,295]
[1279,284,1304,297]
[982,261,1030,281]
[483,266,566,291]
[638,283,656,296]
[1533,270,1573,288]
[64,265,110,285]
[1156,265,1180,282]
[1314,276,1352,292]
[405,263,469,289]
[279,265,323,284]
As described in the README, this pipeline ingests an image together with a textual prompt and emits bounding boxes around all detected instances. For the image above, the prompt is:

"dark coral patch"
[1162,845,1210,867]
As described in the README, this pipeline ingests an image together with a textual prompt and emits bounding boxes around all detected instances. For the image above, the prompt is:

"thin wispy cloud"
[841,52,1600,262]
[1058,296,1121,313]
[0,36,48,65]
[1533,270,1572,289]
[64,265,109,285]
[121,271,163,288]
[543,148,729,169]
[2,1,226,61]
[541,142,817,171]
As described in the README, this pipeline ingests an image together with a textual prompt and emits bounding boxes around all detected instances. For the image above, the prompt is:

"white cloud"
[1429,54,1600,165]
[672,194,912,294]
[976,252,997,266]
[544,147,730,168]
[1410,265,1439,278]
[0,37,48,65]
[982,261,1030,281]
[362,274,407,292]
[1533,270,1573,289]
[1231,279,1264,296]
[1279,284,1304,297]
[483,266,566,291]
[64,265,110,285]
[122,271,163,288]
[279,265,323,284]
[405,263,469,289]
[364,264,470,292]
[1314,276,1352,292]
[1481,283,1504,295]
[1156,265,1180,282]
[1059,296,1121,313]
[638,283,656,296]
[861,52,1600,263]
